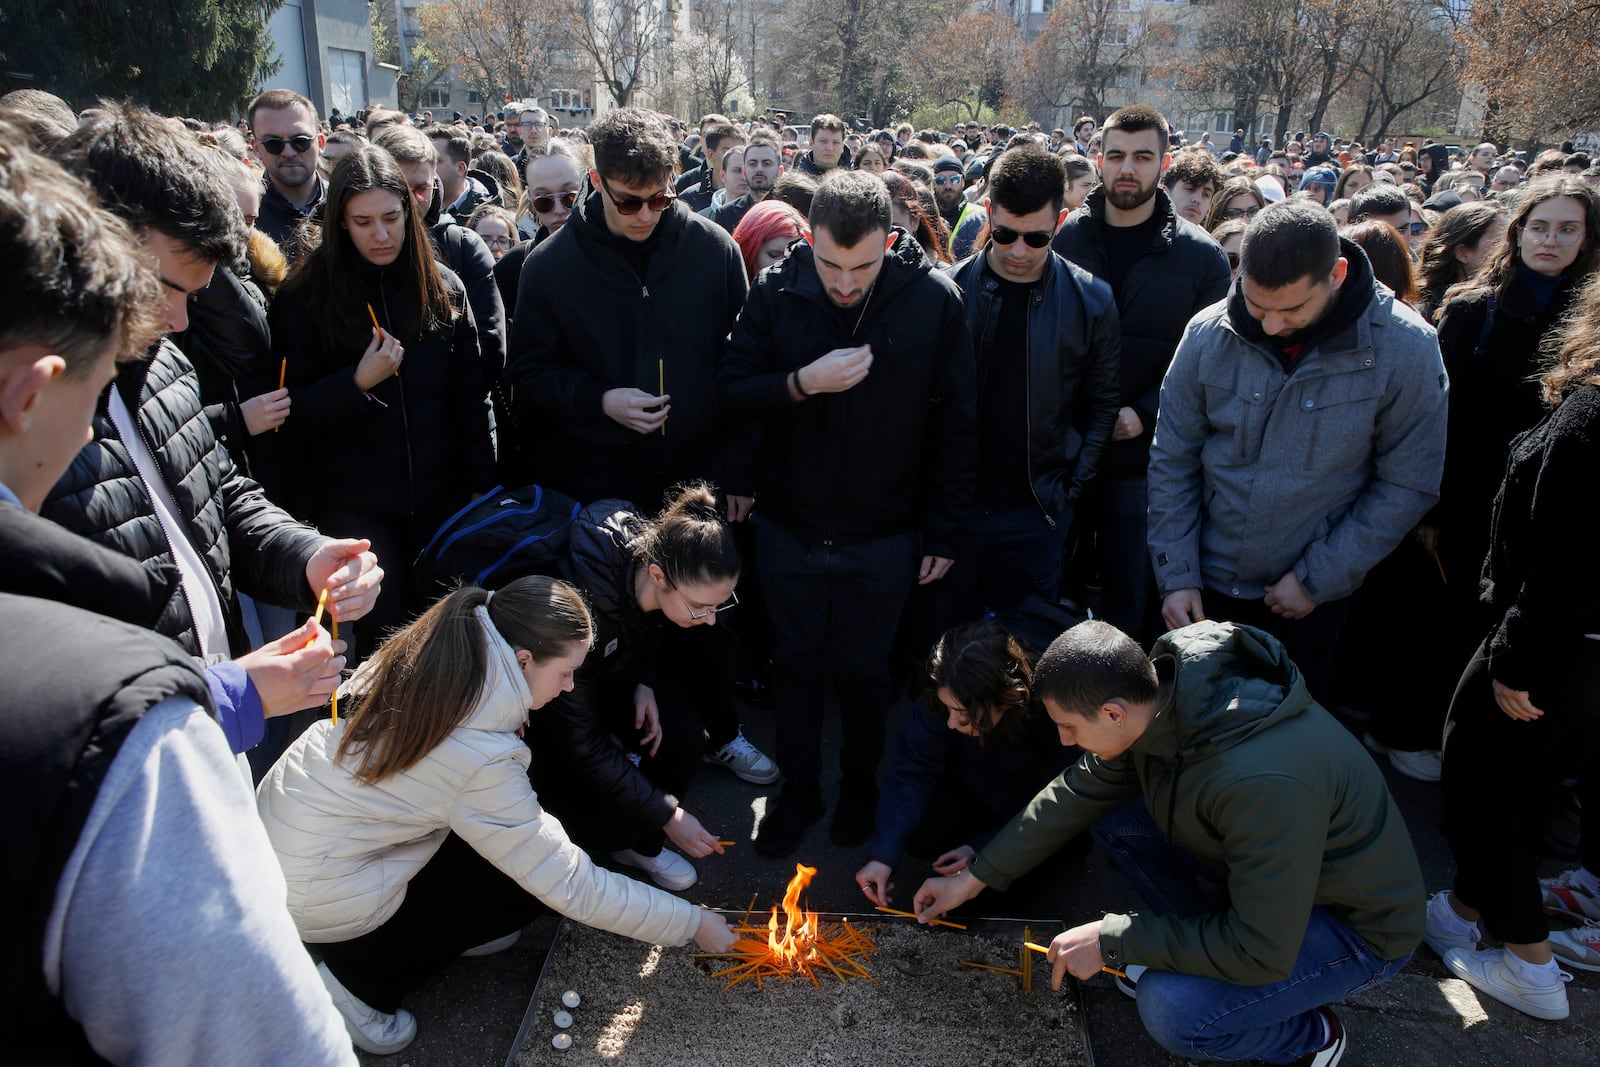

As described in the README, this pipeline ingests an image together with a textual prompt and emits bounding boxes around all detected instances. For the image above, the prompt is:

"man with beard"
[1050,105,1229,646]
[1147,201,1448,696]
[503,103,551,169]
[719,170,977,858]
[249,89,326,258]
[705,135,784,233]
[932,157,967,232]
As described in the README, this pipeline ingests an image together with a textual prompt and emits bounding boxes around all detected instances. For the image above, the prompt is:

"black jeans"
[316,833,549,1013]
[917,503,1069,653]
[1201,589,1352,701]
[756,517,918,796]
[1442,638,1600,944]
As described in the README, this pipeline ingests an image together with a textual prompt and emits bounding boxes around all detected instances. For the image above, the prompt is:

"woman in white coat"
[256,576,735,1055]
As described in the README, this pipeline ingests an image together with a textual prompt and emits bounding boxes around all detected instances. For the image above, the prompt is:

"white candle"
[562,989,581,1009]
[551,1032,572,1050]
[553,1009,574,1029]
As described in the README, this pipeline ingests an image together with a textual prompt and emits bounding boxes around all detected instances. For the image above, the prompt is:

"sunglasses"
[991,225,1052,248]
[258,135,315,156]
[1226,251,1241,269]
[1407,221,1430,236]
[934,174,963,185]
[598,173,675,216]
[531,190,579,214]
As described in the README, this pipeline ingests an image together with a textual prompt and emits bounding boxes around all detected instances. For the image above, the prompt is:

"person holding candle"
[527,483,772,893]
[271,142,496,659]
[915,619,1424,1066]
[258,576,736,1054]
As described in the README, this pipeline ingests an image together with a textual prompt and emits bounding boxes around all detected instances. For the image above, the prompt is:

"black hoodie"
[1227,237,1377,372]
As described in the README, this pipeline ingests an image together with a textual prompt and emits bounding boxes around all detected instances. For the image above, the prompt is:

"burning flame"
[694,863,879,989]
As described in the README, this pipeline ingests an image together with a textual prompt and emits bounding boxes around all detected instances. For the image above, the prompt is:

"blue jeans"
[1092,799,1411,1063]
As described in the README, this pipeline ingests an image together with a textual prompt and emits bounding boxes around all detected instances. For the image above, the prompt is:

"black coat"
[1050,186,1232,476]
[528,502,675,827]
[40,341,326,657]
[270,264,496,521]
[703,193,755,234]
[718,230,978,557]
[947,249,1123,520]
[256,174,325,262]
[506,183,748,502]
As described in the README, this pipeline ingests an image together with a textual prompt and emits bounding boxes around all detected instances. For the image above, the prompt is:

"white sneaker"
[704,729,781,784]
[1549,921,1600,972]
[1387,748,1443,782]
[1542,868,1600,922]
[461,930,521,957]
[1300,1006,1347,1067]
[316,962,418,1054]
[1423,891,1481,958]
[611,847,698,890]
[1443,947,1572,1021]
[1112,963,1147,999]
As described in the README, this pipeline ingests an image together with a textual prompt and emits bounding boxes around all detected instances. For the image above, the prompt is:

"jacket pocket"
[1198,362,1271,463]
[1298,370,1386,472]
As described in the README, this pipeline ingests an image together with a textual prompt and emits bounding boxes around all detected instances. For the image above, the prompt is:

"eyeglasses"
[991,225,1052,248]
[1523,222,1585,245]
[531,190,579,214]
[598,173,675,216]
[934,174,963,186]
[478,234,515,249]
[1225,251,1241,270]
[1221,206,1261,221]
[678,588,739,620]
[258,135,315,156]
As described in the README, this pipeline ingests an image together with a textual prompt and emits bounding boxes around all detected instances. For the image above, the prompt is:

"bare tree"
[1461,0,1600,141]
[415,0,572,105]
[1009,0,1173,125]
[675,0,747,117]
[1346,0,1458,142]
[557,0,665,109]
[908,10,1020,121]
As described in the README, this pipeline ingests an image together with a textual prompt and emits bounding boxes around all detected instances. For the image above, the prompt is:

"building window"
[550,88,591,111]
[422,86,452,109]
[467,89,484,104]
[328,49,368,117]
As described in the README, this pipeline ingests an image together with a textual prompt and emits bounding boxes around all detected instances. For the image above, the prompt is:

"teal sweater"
[970,621,1424,983]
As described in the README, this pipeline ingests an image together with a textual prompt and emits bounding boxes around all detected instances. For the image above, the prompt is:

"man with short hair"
[932,156,967,231]
[504,103,551,167]
[937,144,1121,625]
[705,134,784,233]
[426,123,496,220]
[1147,201,1448,694]
[1050,105,1231,645]
[915,618,1423,1067]
[249,88,326,256]
[1491,163,1524,193]
[1161,148,1223,226]
[1347,182,1413,235]
[796,113,850,175]
[1073,116,1097,156]
[720,170,978,857]
[680,122,746,213]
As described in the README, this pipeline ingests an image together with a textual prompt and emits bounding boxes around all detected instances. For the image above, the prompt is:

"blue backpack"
[415,484,582,590]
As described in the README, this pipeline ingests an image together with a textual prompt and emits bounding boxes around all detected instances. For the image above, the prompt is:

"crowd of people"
[2,82,1597,1066]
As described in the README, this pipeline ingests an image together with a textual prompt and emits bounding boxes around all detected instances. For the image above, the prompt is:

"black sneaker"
[829,782,878,847]
[754,790,824,858]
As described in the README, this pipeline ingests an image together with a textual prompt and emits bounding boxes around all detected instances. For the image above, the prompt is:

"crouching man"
[914,620,1423,1065]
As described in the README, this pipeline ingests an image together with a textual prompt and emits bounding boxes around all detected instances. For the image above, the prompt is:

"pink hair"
[732,200,806,280]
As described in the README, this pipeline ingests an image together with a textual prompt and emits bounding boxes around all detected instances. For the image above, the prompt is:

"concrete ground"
[357,697,1599,1067]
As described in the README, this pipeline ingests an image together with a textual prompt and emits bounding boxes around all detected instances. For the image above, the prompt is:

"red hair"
[732,200,807,280]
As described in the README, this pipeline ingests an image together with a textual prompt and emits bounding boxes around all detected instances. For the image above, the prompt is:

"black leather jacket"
[1050,187,1232,476]
[947,250,1123,521]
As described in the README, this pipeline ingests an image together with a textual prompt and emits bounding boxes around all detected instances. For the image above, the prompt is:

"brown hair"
[1416,200,1506,319]
[1342,220,1418,305]
[1442,176,1600,311]
[336,576,592,783]
[631,482,740,587]
[923,619,1035,746]
[1541,269,1600,404]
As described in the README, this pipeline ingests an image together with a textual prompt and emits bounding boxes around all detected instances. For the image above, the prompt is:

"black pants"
[1442,638,1600,944]
[316,833,549,1013]
[756,517,918,796]
[916,504,1069,656]
[317,506,456,662]
[1202,589,1352,700]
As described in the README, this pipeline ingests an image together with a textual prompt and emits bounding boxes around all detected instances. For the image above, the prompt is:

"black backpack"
[415,483,582,590]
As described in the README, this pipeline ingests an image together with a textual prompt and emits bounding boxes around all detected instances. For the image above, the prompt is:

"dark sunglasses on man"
[598,173,675,216]
[991,225,1053,249]
[258,135,315,156]
[531,190,579,214]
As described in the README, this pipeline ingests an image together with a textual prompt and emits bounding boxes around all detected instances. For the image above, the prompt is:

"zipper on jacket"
[1022,291,1054,528]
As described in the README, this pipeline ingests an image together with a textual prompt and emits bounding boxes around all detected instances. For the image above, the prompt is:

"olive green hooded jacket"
[968,621,1424,984]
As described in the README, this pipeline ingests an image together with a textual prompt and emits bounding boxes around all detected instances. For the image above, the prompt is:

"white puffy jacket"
[256,606,702,947]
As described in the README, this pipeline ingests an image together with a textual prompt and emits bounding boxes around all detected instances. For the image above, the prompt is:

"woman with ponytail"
[528,482,778,893]
[257,576,735,1055]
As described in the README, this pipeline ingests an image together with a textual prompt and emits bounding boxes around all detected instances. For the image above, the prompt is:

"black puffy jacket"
[947,250,1123,521]
[40,341,326,657]
[527,502,675,828]
[718,230,978,557]
[1050,187,1232,476]
[270,262,496,520]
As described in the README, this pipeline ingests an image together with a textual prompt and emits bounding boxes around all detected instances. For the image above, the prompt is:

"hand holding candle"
[354,321,405,390]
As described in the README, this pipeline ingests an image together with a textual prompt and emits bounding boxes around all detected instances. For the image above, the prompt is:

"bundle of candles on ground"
[692,864,881,989]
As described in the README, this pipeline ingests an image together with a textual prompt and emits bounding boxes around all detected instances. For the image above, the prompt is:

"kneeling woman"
[855,618,1077,909]
[257,577,734,1054]
[530,483,775,892]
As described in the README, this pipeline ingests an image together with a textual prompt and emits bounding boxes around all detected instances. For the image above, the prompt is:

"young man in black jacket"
[1051,105,1231,644]
[720,170,979,856]
[939,144,1122,630]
